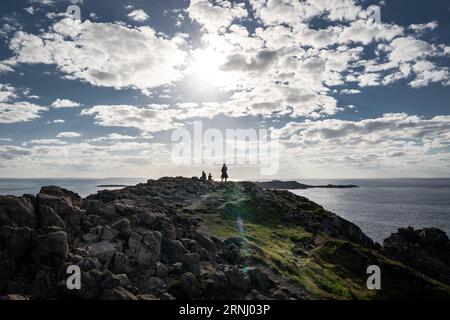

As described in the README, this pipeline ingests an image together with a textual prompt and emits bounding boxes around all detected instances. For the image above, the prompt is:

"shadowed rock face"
[384,227,450,286]
[0,177,449,300]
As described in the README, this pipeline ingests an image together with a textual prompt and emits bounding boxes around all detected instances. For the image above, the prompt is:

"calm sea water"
[0,178,146,198]
[0,178,449,244]
[293,179,450,243]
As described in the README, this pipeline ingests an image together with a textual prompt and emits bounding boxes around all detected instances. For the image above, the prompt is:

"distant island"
[96,184,130,188]
[255,180,359,190]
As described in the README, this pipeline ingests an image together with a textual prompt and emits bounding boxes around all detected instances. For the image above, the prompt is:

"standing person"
[221,164,228,182]
[208,173,213,181]
[200,171,207,181]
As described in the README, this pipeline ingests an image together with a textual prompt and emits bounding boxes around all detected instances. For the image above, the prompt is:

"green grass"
[184,183,450,300]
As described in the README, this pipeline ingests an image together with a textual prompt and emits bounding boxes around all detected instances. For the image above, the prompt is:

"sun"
[188,48,231,87]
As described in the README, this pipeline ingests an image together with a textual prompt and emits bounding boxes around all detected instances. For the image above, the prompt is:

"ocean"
[292,179,450,243]
[0,178,449,244]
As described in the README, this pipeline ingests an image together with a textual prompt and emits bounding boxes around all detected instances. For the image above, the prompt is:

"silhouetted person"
[208,173,213,181]
[200,171,207,181]
[221,164,228,182]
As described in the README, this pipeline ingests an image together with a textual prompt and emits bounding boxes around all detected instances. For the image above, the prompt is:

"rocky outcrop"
[384,227,450,285]
[0,177,449,300]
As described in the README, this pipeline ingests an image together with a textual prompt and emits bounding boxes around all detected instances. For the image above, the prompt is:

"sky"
[0,0,450,179]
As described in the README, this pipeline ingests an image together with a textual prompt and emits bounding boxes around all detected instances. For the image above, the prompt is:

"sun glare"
[189,48,231,87]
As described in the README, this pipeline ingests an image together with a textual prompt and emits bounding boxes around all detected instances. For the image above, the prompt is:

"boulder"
[100,287,137,300]
[39,186,81,208]
[0,226,33,259]
[0,257,15,281]
[161,239,187,263]
[248,267,274,292]
[88,241,117,264]
[182,253,200,276]
[100,226,119,242]
[0,195,37,228]
[384,227,450,285]
[139,211,165,228]
[111,252,131,274]
[224,266,251,291]
[206,271,228,294]
[39,205,65,231]
[0,294,30,300]
[156,262,169,279]
[36,231,69,264]
[85,200,116,219]
[111,218,131,236]
[145,277,166,293]
[179,272,199,298]
[128,229,162,265]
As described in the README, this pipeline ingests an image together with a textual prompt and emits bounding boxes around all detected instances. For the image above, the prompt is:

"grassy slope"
[184,182,450,300]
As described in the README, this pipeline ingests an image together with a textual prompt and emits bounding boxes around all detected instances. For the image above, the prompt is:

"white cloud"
[410,21,438,32]
[188,0,247,32]
[9,18,187,91]
[0,84,17,102]
[269,113,450,177]
[128,9,150,22]
[28,139,67,145]
[56,132,81,138]
[90,133,138,142]
[51,98,81,108]
[0,102,48,123]
[81,104,182,133]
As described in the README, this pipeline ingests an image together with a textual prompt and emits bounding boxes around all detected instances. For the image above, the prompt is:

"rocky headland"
[0,177,449,300]
[255,180,359,190]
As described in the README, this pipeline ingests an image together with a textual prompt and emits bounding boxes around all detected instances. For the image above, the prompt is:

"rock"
[224,266,251,292]
[179,272,199,298]
[32,270,56,299]
[99,271,123,290]
[38,193,76,219]
[111,252,131,274]
[0,258,15,281]
[39,205,65,231]
[37,231,68,263]
[100,287,137,300]
[76,256,102,272]
[137,294,158,300]
[0,226,33,259]
[248,267,274,292]
[246,289,270,300]
[82,214,103,230]
[182,253,201,276]
[170,262,185,275]
[156,262,169,279]
[128,229,162,265]
[88,241,117,264]
[111,218,131,236]
[82,232,99,243]
[0,294,30,300]
[206,271,228,294]
[272,289,289,300]
[100,226,119,241]
[161,239,187,263]
[384,227,450,285]
[85,200,116,219]
[159,292,176,300]
[0,195,37,228]
[114,200,138,216]
[145,277,166,293]
[39,186,81,208]
[139,211,165,228]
